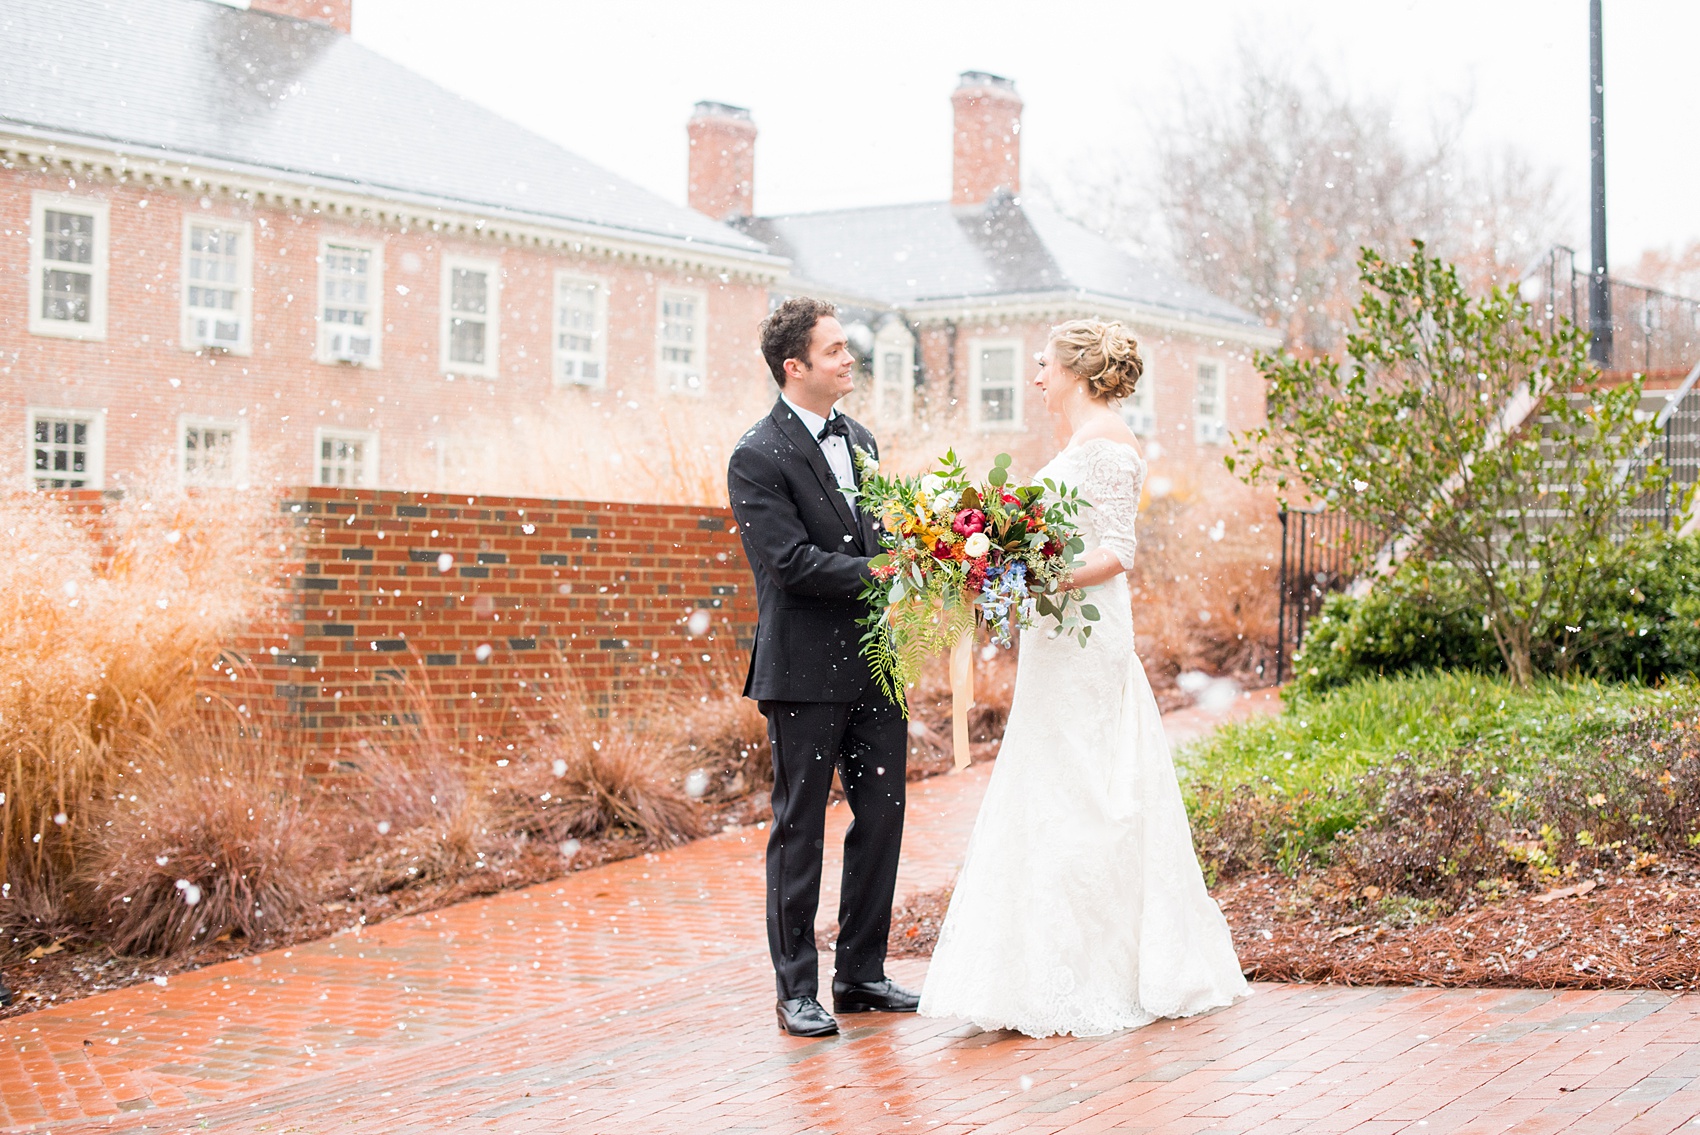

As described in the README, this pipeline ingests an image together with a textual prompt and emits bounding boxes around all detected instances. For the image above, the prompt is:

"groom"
[727,297,917,1037]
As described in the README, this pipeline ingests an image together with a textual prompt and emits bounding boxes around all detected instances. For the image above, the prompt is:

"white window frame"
[553,272,608,388]
[968,338,1023,431]
[317,237,384,368]
[28,194,109,340]
[656,287,708,396]
[313,427,379,488]
[440,255,500,379]
[1195,358,1228,445]
[178,415,249,489]
[26,406,106,490]
[179,216,253,354]
[1122,367,1157,437]
[872,321,915,426]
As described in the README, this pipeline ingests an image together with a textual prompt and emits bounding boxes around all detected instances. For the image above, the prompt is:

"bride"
[918,319,1247,1038]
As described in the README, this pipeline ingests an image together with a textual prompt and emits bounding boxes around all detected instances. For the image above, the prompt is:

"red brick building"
[1,0,783,497]
[5,3,1277,525]
[698,73,1282,511]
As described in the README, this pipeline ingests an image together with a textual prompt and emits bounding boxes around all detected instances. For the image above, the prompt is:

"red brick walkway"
[4,712,1699,1134]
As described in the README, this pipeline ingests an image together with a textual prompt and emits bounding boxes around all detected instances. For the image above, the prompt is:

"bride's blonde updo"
[1049,319,1144,402]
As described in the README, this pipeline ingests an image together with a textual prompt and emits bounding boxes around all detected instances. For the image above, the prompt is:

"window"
[181,218,252,352]
[441,256,499,377]
[1195,359,1227,444]
[554,274,606,386]
[319,240,382,366]
[872,321,916,425]
[969,339,1022,429]
[27,409,104,489]
[314,429,378,487]
[180,417,246,487]
[28,194,108,339]
[657,289,706,394]
[1122,369,1156,437]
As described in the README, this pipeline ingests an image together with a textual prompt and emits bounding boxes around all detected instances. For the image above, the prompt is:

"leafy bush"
[1292,532,1700,696]
[1292,561,1497,694]
[1334,757,1502,903]
[1558,531,1700,681]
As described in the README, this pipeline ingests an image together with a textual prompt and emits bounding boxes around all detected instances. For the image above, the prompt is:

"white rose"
[963,532,991,558]
[933,488,961,513]
[920,473,948,496]
[859,451,880,473]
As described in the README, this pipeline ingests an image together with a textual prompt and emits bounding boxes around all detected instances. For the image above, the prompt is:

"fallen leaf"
[1532,879,1598,905]
[25,939,66,961]
[1329,924,1365,941]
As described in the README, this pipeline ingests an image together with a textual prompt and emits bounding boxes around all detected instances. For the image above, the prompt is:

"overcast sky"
[352,0,1698,273]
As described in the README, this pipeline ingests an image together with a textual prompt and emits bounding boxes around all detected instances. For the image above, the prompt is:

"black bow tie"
[816,415,850,442]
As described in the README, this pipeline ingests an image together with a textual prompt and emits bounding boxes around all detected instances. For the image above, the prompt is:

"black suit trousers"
[760,693,907,1000]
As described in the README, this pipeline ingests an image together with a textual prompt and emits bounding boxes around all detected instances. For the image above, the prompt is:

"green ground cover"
[1179,672,1700,892]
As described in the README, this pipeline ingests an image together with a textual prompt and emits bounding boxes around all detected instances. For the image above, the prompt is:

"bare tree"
[1628,240,1700,299]
[1051,43,1570,353]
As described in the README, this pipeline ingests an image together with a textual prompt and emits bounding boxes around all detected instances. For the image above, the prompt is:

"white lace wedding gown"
[918,438,1248,1038]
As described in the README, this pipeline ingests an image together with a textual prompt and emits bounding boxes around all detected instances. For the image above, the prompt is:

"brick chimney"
[687,101,756,221]
[249,0,352,33]
[951,71,1022,208]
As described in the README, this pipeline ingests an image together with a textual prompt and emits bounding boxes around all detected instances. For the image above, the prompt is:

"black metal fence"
[1524,245,1700,378]
[1272,509,1383,684]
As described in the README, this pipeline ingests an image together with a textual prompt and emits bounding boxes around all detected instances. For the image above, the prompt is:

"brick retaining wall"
[222,487,757,757]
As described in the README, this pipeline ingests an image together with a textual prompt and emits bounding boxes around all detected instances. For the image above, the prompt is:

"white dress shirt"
[781,395,856,491]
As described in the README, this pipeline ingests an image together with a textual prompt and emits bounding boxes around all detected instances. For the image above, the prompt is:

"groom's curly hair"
[760,296,837,387]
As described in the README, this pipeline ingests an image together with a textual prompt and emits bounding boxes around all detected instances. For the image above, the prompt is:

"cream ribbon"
[948,629,975,771]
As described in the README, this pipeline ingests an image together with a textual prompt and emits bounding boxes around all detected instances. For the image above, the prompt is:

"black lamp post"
[1589,0,1613,367]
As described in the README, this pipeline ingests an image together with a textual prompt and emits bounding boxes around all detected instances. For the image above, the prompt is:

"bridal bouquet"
[846,448,1099,727]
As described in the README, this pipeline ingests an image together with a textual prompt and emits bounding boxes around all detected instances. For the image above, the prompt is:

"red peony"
[932,537,956,560]
[951,508,986,536]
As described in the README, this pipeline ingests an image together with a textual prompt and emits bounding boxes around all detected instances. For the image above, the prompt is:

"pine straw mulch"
[888,851,1700,989]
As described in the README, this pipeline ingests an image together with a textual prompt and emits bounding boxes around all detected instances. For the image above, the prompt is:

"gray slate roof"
[0,0,766,257]
[740,194,1262,329]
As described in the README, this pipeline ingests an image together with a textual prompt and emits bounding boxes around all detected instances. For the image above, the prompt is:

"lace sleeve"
[1079,442,1145,571]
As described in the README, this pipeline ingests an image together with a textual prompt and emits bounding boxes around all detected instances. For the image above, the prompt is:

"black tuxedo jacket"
[727,399,882,703]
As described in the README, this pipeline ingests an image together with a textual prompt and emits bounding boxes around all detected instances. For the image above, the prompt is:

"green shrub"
[1558,531,1700,682]
[1291,532,1700,696]
[1292,561,1497,695]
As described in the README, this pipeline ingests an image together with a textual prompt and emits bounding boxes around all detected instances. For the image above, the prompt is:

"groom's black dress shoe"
[776,996,839,1037]
[832,977,920,1014]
